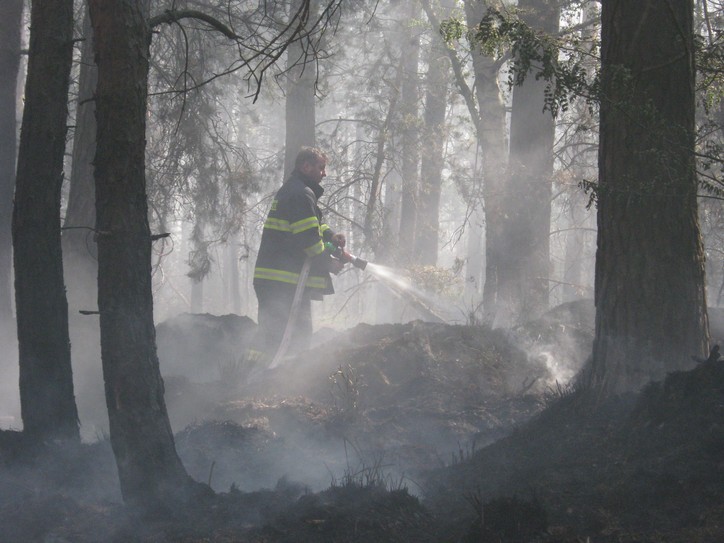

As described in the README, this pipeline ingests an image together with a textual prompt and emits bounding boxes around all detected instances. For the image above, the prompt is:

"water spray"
[325,242,446,323]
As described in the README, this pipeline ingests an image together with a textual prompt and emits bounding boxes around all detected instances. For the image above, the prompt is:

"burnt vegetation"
[0,312,723,541]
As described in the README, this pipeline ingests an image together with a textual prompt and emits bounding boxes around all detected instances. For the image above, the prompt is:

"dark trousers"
[253,283,312,358]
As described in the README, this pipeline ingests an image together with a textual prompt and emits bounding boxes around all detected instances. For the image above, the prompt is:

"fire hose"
[268,241,366,369]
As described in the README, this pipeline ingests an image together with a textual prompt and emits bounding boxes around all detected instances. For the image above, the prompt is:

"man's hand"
[331,233,346,249]
[328,257,345,275]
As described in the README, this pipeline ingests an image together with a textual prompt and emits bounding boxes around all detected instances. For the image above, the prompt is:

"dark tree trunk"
[415,19,450,266]
[589,0,708,395]
[284,0,316,178]
[497,0,558,325]
[12,0,79,443]
[0,0,23,330]
[89,0,203,508]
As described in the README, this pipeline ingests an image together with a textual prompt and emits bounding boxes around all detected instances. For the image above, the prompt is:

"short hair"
[295,147,327,169]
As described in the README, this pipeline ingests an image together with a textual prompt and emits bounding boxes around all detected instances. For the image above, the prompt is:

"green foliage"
[577,178,598,209]
[695,30,724,199]
[439,16,466,44]
[472,8,598,116]
[407,264,462,297]
[696,33,724,115]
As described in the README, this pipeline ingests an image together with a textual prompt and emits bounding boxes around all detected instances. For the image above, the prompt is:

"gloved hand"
[331,233,346,249]
[327,257,345,275]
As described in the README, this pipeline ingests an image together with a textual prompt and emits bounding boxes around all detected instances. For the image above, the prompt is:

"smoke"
[0,319,20,432]
[508,299,595,391]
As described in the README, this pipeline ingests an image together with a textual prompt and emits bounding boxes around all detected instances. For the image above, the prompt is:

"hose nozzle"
[325,241,367,271]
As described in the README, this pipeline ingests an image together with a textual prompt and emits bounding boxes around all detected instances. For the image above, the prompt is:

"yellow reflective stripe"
[290,216,320,234]
[320,224,331,234]
[254,268,327,289]
[304,240,325,257]
[264,217,291,231]
[255,268,298,285]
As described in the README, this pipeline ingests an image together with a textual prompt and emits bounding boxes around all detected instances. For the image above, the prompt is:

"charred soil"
[0,305,722,542]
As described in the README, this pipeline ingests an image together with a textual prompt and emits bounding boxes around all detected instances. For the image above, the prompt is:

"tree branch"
[149,9,241,40]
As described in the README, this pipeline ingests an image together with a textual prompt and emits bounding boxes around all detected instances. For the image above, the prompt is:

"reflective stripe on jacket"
[253,170,335,295]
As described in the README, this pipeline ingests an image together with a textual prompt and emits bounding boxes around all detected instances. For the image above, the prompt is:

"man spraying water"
[251,147,349,367]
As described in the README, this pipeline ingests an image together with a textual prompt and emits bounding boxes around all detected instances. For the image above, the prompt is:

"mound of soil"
[424,357,724,542]
[157,312,256,383]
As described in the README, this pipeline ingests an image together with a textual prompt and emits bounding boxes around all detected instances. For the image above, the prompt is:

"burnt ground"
[0,301,722,542]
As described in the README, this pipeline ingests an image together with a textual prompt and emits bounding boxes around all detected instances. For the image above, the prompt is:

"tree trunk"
[589,0,708,396]
[284,0,316,178]
[64,3,98,267]
[228,237,241,314]
[464,0,508,326]
[190,276,204,313]
[89,0,204,508]
[464,204,485,317]
[12,0,80,443]
[398,5,421,265]
[0,0,23,331]
[497,0,558,325]
[415,14,450,266]
[63,5,101,412]
[561,192,591,304]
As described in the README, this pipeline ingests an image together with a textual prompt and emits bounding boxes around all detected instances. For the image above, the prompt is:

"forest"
[0,0,723,541]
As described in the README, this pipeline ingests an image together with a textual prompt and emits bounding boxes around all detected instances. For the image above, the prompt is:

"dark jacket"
[253,169,335,298]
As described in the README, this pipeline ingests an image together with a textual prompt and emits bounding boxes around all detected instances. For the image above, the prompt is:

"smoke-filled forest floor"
[0,301,722,542]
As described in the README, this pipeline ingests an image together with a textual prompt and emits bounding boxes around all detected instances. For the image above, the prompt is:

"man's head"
[295,147,327,184]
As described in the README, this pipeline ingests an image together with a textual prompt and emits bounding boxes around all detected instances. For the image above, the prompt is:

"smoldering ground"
[153,309,589,494]
[1,302,722,542]
[1,297,593,488]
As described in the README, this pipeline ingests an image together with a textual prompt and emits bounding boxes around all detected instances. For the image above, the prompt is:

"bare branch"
[149,9,241,40]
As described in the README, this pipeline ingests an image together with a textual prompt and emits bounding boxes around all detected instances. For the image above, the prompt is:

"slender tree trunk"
[64,2,98,267]
[464,203,485,315]
[284,0,316,177]
[12,0,79,443]
[228,237,241,314]
[415,17,450,266]
[464,0,508,326]
[561,193,588,304]
[398,5,421,264]
[0,0,23,330]
[89,0,204,508]
[589,0,708,396]
[364,66,401,249]
[191,277,204,313]
[497,0,558,325]
[63,5,101,415]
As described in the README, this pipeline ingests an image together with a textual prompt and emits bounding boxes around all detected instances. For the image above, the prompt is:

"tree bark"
[497,0,558,325]
[284,0,317,178]
[415,8,451,266]
[0,0,23,330]
[12,0,80,443]
[589,0,708,396]
[228,237,241,314]
[398,4,422,265]
[463,0,508,326]
[89,0,204,508]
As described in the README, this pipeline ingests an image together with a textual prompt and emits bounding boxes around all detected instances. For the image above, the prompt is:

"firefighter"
[251,147,346,363]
